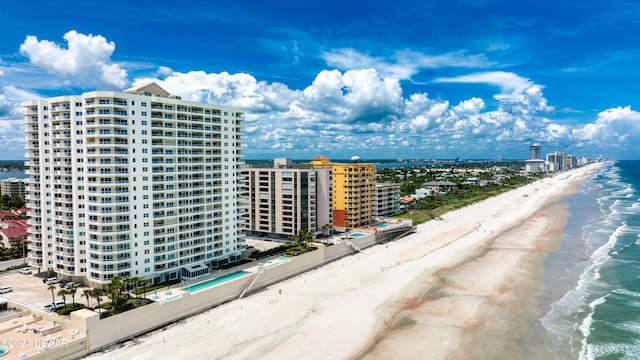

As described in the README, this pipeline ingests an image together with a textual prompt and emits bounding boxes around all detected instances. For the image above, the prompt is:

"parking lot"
[0,269,100,312]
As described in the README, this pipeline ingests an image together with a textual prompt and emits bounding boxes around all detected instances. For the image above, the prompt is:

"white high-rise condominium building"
[23,83,246,287]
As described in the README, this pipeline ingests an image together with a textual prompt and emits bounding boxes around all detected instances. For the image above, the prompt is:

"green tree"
[91,289,104,309]
[57,289,68,305]
[82,289,92,307]
[67,283,79,305]
[321,223,332,237]
[296,229,313,248]
[47,285,56,304]
[139,278,152,298]
[106,276,126,310]
[127,276,142,296]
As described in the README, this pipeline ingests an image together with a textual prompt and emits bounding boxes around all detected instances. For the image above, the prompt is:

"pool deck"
[148,256,292,301]
[0,311,86,359]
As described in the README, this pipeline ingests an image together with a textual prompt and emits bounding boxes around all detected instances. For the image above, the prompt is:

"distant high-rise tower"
[530,143,542,160]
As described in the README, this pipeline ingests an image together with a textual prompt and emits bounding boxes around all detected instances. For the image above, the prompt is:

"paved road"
[0,258,27,271]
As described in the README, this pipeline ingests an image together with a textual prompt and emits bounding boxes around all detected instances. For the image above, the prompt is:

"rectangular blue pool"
[184,271,250,293]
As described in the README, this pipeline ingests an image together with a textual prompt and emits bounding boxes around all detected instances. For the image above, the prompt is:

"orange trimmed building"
[310,155,376,229]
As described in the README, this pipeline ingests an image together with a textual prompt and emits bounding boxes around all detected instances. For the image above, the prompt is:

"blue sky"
[1,0,639,160]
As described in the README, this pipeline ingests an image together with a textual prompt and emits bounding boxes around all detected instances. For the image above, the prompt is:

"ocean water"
[0,171,27,180]
[541,161,640,359]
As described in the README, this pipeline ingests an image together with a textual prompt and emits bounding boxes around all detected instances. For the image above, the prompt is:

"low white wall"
[79,232,381,355]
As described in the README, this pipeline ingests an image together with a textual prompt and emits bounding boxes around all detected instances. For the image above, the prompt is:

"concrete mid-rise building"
[565,154,578,169]
[241,158,332,239]
[22,82,245,287]
[375,182,401,217]
[546,151,566,172]
[310,155,375,229]
[0,178,27,199]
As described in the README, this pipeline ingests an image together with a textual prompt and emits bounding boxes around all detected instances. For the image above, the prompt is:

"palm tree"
[140,278,152,298]
[106,276,126,310]
[91,289,105,319]
[47,285,56,304]
[321,223,332,237]
[14,237,27,264]
[67,283,78,305]
[297,229,313,248]
[126,276,141,297]
[91,289,104,309]
[57,289,68,306]
[82,289,92,307]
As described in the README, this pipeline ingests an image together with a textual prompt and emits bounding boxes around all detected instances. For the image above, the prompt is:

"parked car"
[18,267,31,275]
[60,281,77,289]
[0,286,12,293]
[44,277,60,285]
[43,301,66,312]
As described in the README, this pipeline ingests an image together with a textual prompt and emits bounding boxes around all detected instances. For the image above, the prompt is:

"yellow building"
[311,155,376,229]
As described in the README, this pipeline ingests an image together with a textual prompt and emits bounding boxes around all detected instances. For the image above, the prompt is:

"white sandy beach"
[85,164,602,360]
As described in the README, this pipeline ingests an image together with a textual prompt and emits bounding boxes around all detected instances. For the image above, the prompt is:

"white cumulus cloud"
[19,30,128,89]
[571,106,640,151]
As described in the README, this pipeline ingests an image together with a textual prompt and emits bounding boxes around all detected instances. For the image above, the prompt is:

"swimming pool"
[0,347,6,356]
[350,232,366,238]
[377,223,389,228]
[184,271,250,293]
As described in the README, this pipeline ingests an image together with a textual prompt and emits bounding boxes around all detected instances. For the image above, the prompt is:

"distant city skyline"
[1,1,640,160]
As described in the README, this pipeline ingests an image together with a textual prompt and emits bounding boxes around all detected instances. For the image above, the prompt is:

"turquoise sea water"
[541,161,640,359]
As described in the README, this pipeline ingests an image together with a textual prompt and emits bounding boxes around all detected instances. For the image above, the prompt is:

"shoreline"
[85,164,603,360]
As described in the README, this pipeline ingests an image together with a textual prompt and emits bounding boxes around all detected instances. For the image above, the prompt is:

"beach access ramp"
[345,240,362,252]
[238,267,263,299]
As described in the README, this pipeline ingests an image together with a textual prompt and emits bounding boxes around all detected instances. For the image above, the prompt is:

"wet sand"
[356,203,568,360]
[84,164,601,360]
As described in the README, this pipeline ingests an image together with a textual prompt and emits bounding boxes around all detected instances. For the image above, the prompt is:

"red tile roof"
[1,219,29,241]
